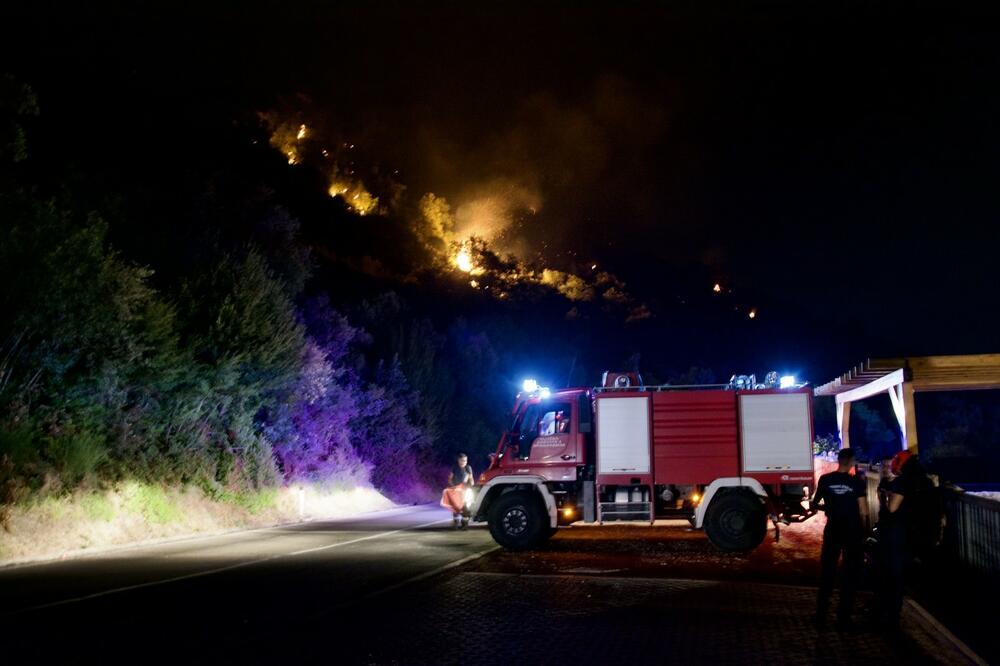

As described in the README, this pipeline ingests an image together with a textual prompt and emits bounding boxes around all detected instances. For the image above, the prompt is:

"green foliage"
[226,487,278,514]
[122,482,180,524]
[0,84,439,510]
[45,431,108,484]
[0,454,26,529]
[813,434,842,457]
[80,492,115,522]
[0,423,39,469]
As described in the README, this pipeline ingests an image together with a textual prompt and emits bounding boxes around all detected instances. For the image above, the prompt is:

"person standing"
[875,450,929,629]
[812,447,867,629]
[441,453,475,529]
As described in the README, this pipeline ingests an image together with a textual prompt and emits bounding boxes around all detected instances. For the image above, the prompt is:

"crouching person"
[440,453,475,529]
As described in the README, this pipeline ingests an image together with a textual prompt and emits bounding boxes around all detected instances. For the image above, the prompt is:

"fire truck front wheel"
[488,491,546,550]
[704,491,767,552]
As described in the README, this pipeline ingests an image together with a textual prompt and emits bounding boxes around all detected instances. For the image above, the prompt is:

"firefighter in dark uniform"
[874,449,932,629]
[812,447,867,629]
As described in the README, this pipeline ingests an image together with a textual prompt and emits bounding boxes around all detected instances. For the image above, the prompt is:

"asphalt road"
[1,504,496,664]
[0,508,986,665]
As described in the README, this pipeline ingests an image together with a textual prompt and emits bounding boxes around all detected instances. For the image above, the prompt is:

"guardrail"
[943,487,1000,578]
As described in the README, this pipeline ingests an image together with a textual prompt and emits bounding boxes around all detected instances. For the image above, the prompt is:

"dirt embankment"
[0,482,394,565]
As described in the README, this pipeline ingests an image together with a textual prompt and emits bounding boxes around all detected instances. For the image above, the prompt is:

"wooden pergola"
[814,354,1000,454]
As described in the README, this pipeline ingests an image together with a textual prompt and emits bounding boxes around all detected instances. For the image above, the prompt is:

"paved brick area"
[337,572,977,665]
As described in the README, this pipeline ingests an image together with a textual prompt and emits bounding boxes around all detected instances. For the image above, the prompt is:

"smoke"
[260,74,664,319]
[411,74,669,258]
[452,178,541,246]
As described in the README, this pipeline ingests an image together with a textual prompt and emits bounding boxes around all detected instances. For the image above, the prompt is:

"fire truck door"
[524,400,576,465]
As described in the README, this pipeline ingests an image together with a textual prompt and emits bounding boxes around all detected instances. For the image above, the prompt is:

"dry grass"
[0,482,394,565]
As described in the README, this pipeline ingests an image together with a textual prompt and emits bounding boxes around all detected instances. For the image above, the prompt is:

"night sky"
[4,1,1000,385]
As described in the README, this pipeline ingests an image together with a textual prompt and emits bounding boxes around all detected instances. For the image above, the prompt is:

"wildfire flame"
[451,242,486,275]
[262,118,308,165]
[261,113,649,320]
[328,179,378,216]
[455,247,474,272]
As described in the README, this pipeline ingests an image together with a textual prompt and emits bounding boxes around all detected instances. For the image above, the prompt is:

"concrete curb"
[904,598,989,666]
[0,502,438,571]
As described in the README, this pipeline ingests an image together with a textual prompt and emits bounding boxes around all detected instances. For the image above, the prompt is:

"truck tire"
[704,491,767,552]
[488,491,546,550]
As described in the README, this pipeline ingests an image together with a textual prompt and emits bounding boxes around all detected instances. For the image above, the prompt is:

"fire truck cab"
[471,371,816,552]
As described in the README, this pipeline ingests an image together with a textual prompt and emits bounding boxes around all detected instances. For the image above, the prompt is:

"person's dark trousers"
[817,523,863,622]
[877,523,909,626]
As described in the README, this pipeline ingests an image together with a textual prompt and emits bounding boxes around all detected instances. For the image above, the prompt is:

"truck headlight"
[464,487,475,508]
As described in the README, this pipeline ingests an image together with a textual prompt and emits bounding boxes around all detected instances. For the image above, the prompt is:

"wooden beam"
[835,369,906,405]
[837,400,851,449]
[820,354,1000,400]
[903,354,1000,370]
[913,369,1000,377]
[869,357,905,370]
[913,379,1000,393]
[902,381,918,453]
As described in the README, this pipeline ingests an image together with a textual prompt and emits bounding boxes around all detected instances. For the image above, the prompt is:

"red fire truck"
[471,371,816,551]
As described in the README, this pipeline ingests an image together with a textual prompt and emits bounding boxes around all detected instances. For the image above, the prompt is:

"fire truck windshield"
[509,400,572,459]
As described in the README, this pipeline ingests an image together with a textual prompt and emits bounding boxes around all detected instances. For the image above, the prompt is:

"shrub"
[46,431,108,484]
[813,434,841,457]
[121,482,180,524]
[239,434,280,490]
[0,454,26,529]
[226,487,278,514]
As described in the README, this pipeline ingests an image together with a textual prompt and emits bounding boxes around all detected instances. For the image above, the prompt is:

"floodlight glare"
[522,379,538,393]
[779,375,796,389]
[539,387,551,399]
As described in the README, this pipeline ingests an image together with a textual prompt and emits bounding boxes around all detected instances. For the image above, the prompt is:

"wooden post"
[836,400,851,448]
[902,381,918,453]
[887,384,906,445]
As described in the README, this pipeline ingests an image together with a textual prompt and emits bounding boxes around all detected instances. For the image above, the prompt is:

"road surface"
[0,507,986,665]
[1,504,495,664]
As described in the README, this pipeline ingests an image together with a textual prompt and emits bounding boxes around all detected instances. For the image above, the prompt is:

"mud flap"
[583,480,596,522]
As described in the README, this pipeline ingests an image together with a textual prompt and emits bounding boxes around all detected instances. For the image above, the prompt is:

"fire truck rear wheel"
[489,492,546,550]
[704,492,767,552]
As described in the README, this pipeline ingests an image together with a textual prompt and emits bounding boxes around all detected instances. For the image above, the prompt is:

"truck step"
[598,501,654,523]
